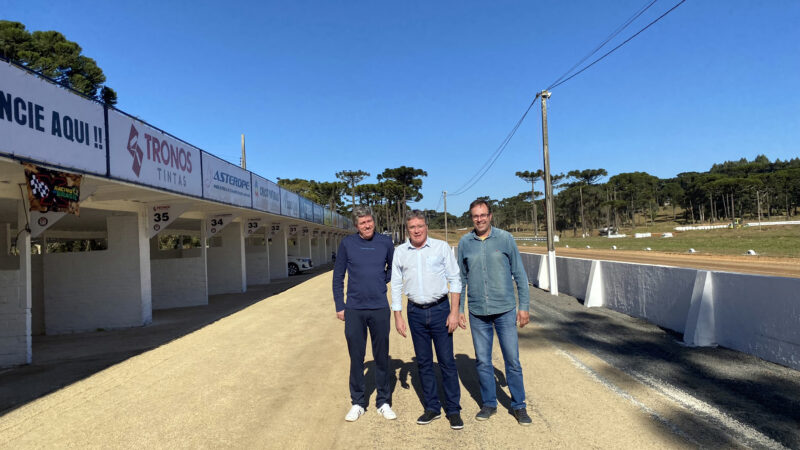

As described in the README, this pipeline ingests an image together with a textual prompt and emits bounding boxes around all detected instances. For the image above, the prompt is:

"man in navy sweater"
[333,206,396,422]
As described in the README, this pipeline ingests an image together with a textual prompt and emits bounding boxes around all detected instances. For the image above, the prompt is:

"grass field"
[429,220,800,259]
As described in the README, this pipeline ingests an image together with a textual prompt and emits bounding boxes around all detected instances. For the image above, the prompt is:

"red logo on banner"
[128,124,144,177]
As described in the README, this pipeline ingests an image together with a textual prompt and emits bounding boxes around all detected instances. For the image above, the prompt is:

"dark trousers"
[344,307,391,408]
[407,299,461,415]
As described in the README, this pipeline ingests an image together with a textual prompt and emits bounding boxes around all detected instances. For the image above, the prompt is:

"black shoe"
[475,406,497,421]
[446,414,464,430]
[416,410,441,425]
[514,408,532,426]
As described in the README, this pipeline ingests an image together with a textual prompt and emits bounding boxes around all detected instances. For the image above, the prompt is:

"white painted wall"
[151,256,207,310]
[245,239,270,286]
[43,215,152,334]
[149,234,208,310]
[31,254,44,335]
[269,229,288,280]
[207,221,246,295]
[0,269,28,367]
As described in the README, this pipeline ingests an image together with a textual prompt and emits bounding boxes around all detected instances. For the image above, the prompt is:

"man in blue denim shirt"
[457,198,532,426]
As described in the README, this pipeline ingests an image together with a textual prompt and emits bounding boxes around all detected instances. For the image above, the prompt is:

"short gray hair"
[352,205,374,225]
[404,209,427,225]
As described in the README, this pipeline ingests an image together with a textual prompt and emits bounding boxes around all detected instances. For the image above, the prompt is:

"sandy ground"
[0,271,699,449]
[519,246,800,278]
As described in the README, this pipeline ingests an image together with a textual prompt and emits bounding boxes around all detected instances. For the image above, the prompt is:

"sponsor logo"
[127,125,144,176]
[127,124,194,180]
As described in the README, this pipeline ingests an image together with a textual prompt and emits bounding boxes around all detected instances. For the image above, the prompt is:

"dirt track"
[519,246,800,279]
[0,271,697,448]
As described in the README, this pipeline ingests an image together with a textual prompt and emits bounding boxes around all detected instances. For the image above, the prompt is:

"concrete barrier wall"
[555,257,592,299]
[43,216,151,334]
[712,272,800,370]
[151,257,207,310]
[522,252,800,370]
[598,262,697,334]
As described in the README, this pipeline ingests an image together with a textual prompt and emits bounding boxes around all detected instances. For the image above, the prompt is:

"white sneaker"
[345,405,365,422]
[377,403,397,420]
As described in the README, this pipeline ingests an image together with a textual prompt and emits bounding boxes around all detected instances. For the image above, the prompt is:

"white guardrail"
[520,252,800,370]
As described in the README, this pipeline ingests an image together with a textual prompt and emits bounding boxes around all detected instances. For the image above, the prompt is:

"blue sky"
[3,0,798,215]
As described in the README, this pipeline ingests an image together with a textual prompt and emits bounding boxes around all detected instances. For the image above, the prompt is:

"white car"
[288,256,312,275]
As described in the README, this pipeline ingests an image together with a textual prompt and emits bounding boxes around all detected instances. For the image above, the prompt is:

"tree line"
[457,155,800,236]
[277,166,427,241]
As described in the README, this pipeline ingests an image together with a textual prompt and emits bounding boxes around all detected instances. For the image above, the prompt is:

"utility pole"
[443,191,448,245]
[240,134,247,169]
[540,90,558,296]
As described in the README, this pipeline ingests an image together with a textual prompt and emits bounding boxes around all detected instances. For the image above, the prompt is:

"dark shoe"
[475,406,497,421]
[514,408,532,426]
[446,414,464,430]
[416,410,441,425]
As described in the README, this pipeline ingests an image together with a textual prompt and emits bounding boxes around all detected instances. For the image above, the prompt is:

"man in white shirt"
[391,210,464,430]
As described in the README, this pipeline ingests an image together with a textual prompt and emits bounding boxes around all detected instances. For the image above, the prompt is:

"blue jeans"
[469,308,526,410]
[344,308,391,408]
[407,299,461,415]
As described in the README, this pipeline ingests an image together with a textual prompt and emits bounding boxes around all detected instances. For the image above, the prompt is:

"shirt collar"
[404,238,431,250]
[471,226,494,240]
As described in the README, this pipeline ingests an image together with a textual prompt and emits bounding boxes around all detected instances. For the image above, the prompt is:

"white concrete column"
[321,233,329,264]
[269,227,288,279]
[137,207,152,325]
[207,221,246,295]
[298,233,312,260]
[311,232,323,266]
[0,202,32,367]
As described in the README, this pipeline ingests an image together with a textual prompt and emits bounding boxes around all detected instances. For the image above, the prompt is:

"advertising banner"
[202,152,252,208]
[299,197,313,222]
[24,163,82,215]
[313,204,324,224]
[0,63,106,174]
[280,188,300,218]
[107,110,203,197]
[252,175,281,215]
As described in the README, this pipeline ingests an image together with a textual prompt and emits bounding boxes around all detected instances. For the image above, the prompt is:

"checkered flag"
[30,175,50,199]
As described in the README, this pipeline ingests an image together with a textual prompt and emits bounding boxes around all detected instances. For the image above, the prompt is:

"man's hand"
[394,311,407,338]
[446,312,460,333]
[458,313,467,330]
[336,310,345,321]
[517,310,530,328]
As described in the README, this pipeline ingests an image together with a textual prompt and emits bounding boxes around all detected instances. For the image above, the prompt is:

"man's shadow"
[363,357,425,408]
[455,353,513,411]
[361,354,512,412]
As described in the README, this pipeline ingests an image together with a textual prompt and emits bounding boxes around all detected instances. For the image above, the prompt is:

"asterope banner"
[24,163,82,215]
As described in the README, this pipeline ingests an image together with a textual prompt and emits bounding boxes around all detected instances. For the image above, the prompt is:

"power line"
[549,0,686,90]
[449,93,540,197]
[444,0,686,200]
[547,0,660,90]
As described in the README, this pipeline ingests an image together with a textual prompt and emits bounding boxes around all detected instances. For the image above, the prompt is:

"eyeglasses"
[471,214,490,220]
